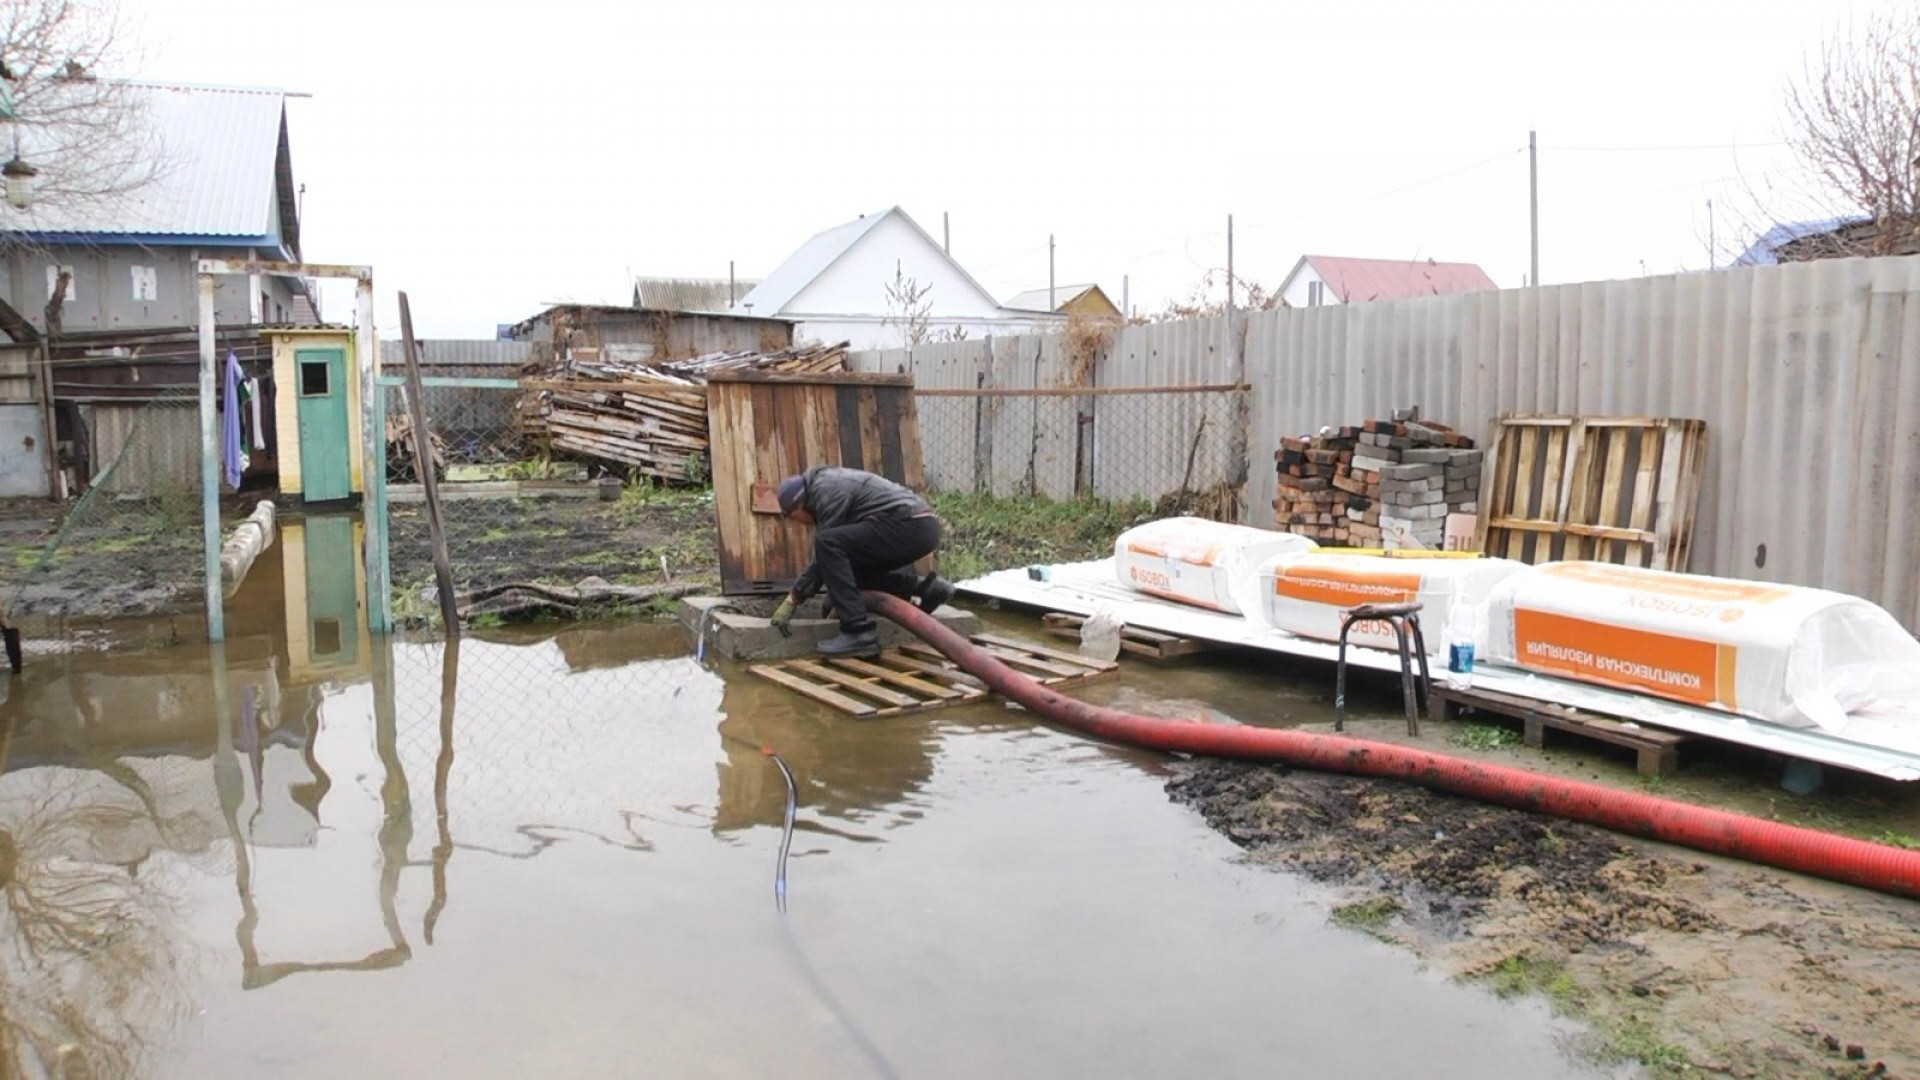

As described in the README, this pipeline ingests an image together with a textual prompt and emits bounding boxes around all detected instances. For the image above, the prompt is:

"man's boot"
[818,626,881,658]
[915,572,956,612]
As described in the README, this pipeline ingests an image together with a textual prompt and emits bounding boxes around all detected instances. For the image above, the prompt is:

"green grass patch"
[1483,953,1582,1008]
[931,491,1154,582]
[1329,895,1401,933]
[1475,954,1695,1079]
[1873,829,1920,849]
[1450,722,1522,752]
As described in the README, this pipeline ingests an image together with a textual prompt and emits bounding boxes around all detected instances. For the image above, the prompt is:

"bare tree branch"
[0,0,166,220]
[1772,8,1920,260]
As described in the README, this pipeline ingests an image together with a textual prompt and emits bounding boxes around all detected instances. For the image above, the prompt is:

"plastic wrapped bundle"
[1114,517,1316,615]
[1484,561,1920,731]
[1251,552,1526,659]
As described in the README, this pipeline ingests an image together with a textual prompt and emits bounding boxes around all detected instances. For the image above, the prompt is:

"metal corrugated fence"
[854,254,1920,629]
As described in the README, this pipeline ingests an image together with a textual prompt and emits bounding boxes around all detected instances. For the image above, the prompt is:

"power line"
[1540,141,1788,152]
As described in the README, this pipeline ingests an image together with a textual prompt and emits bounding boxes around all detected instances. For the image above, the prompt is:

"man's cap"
[777,474,807,515]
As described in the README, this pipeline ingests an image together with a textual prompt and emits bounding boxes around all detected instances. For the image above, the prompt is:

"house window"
[46,265,76,302]
[131,265,158,301]
[1307,280,1324,307]
[299,358,331,397]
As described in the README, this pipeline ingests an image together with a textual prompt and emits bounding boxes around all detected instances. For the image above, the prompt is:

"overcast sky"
[125,0,1886,338]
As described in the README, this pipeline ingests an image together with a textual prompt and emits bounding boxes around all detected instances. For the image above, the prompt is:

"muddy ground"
[1169,760,1920,1079]
[385,489,720,597]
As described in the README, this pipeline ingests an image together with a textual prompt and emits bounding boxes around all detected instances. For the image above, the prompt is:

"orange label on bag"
[1539,563,1791,606]
[1126,540,1224,568]
[1513,608,1737,711]
[1274,565,1425,608]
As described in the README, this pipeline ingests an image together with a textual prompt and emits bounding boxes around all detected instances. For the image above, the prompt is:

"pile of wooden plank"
[659,340,850,379]
[514,342,852,481]
[1274,407,1479,549]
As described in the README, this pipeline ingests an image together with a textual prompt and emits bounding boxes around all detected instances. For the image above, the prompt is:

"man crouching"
[769,466,956,658]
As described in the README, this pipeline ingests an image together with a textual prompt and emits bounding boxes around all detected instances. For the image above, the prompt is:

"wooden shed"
[707,371,927,595]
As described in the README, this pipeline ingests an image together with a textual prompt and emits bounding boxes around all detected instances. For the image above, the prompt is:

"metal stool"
[1333,601,1431,736]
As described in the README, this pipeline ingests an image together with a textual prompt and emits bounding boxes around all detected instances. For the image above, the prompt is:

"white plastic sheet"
[1485,562,1920,731]
[1113,517,1315,615]
[1251,552,1526,659]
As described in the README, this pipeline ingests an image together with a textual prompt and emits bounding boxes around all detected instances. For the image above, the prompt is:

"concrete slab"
[678,594,981,662]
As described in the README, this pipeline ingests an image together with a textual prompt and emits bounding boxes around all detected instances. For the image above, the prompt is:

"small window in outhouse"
[299,358,330,397]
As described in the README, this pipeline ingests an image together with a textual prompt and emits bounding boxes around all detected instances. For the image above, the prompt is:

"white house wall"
[776,213,1053,349]
[1,245,299,333]
[1280,265,1335,308]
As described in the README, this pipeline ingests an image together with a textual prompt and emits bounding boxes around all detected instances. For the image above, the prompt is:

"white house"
[1277,255,1497,308]
[738,207,1061,350]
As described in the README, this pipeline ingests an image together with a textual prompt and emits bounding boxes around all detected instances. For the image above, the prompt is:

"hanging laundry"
[223,350,248,488]
[247,376,266,452]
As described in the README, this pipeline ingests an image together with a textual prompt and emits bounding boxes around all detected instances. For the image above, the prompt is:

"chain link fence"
[2,387,215,636]
[381,376,715,635]
[912,386,1246,519]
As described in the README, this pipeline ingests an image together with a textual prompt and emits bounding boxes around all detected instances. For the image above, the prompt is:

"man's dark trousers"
[813,514,940,633]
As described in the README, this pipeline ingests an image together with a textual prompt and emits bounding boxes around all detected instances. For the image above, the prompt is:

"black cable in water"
[768,749,796,913]
[719,731,899,1079]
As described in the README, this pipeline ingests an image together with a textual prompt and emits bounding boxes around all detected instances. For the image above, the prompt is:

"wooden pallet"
[1478,415,1707,570]
[750,633,1117,718]
[1041,612,1216,660]
[1431,684,1691,777]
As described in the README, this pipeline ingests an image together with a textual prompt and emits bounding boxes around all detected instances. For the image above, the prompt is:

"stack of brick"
[1273,427,1361,544]
[1274,407,1482,550]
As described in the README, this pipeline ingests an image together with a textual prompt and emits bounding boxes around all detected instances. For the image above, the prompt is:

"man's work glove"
[769,595,797,637]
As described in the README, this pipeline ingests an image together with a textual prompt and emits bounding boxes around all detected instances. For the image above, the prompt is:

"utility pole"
[1226,214,1235,314]
[1529,130,1540,287]
[1122,274,1130,320]
[943,212,950,254]
[1707,199,1715,271]
[1048,234,1055,312]
[728,260,736,307]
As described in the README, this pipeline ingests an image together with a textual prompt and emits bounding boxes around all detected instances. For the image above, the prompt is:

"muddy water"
[0,598,1613,1077]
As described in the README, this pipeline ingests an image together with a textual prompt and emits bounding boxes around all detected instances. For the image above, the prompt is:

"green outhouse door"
[302,514,360,667]
[294,347,352,502]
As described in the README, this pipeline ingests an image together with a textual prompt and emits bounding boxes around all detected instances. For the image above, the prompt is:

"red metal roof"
[1304,256,1498,302]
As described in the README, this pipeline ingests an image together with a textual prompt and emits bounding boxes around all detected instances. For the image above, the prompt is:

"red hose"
[867,592,1920,901]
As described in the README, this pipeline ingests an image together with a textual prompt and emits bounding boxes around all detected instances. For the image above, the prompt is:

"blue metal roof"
[1733,217,1862,266]
[0,82,291,247]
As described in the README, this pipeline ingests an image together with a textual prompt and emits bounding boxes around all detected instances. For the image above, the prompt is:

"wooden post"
[398,293,460,635]
[198,275,225,642]
[35,338,59,499]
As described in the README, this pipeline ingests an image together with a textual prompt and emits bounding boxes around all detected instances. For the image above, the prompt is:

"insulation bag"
[1114,518,1316,614]
[1484,561,1920,731]
[1252,552,1526,658]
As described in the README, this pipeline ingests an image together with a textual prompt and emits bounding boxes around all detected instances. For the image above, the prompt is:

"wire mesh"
[381,381,713,633]
[911,388,1246,517]
[2,387,210,629]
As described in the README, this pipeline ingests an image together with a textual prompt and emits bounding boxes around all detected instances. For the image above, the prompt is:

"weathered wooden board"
[1477,415,1707,571]
[1041,612,1217,660]
[750,634,1115,717]
[709,372,929,595]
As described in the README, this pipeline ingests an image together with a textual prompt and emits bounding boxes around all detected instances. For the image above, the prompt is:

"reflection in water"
[712,673,940,840]
[0,683,203,1080]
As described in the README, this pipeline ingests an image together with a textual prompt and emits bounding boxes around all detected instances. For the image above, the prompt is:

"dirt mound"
[1169,760,1920,1079]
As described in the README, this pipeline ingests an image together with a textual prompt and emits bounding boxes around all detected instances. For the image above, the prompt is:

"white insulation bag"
[1251,552,1526,657]
[1114,518,1316,614]
[1484,561,1920,731]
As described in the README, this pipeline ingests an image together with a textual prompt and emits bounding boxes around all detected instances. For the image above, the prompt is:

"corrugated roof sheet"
[634,277,759,313]
[738,212,891,315]
[1002,284,1099,313]
[1304,255,1498,302]
[1733,217,1865,266]
[6,82,286,238]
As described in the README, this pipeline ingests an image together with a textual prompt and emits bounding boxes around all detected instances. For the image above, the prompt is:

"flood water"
[0,526,1618,1078]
